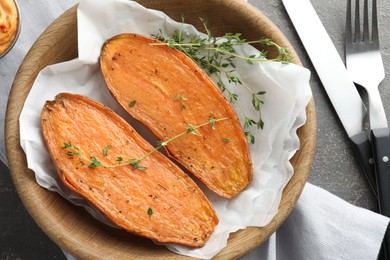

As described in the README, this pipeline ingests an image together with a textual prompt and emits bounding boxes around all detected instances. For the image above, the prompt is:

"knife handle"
[371,128,390,259]
[350,132,377,198]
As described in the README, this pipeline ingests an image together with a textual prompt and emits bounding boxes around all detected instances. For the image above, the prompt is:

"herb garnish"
[103,145,112,156]
[173,94,188,110]
[222,137,230,143]
[147,207,153,217]
[152,15,292,143]
[89,156,102,168]
[63,116,229,170]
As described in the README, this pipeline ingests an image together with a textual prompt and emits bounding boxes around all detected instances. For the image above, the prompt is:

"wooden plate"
[5,0,316,259]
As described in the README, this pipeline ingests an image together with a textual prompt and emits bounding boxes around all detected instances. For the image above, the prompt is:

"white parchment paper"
[19,0,312,258]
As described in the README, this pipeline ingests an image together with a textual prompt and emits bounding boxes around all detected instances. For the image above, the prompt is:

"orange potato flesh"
[100,33,253,198]
[41,93,218,247]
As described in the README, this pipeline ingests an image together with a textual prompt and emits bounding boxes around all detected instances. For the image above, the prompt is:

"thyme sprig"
[173,93,188,110]
[151,16,292,144]
[63,116,229,171]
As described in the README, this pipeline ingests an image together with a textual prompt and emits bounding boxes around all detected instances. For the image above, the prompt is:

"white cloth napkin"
[0,1,388,260]
[244,183,389,260]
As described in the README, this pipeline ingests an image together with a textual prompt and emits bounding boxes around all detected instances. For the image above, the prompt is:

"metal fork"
[345,0,387,199]
[345,0,386,130]
[346,1,390,259]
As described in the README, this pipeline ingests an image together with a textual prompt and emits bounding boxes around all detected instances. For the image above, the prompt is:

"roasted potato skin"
[41,93,218,247]
[100,33,253,198]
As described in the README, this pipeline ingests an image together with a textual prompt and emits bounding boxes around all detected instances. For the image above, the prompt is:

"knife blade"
[281,0,377,197]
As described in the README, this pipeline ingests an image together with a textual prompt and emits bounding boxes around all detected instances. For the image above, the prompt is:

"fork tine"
[372,0,379,42]
[346,0,353,45]
[344,0,385,127]
[363,0,369,41]
[355,0,361,42]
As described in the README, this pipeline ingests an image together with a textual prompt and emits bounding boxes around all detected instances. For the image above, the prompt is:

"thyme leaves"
[103,145,112,156]
[173,94,188,110]
[63,116,230,171]
[89,156,102,168]
[222,137,230,143]
[152,17,292,144]
[147,207,153,217]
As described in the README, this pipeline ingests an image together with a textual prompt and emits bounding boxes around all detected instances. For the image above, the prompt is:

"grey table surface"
[1,0,389,259]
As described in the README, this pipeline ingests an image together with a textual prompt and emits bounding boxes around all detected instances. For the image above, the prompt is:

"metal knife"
[281,0,377,197]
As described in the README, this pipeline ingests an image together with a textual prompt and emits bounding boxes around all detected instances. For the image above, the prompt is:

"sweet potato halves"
[41,93,218,247]
[100,33,253,198]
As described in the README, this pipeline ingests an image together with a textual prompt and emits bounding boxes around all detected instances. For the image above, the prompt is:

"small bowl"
[0,0,21,59]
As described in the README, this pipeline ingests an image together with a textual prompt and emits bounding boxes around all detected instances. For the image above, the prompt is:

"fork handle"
[350,132,377,199]
[371,128,390,259]
[371,128,390,214]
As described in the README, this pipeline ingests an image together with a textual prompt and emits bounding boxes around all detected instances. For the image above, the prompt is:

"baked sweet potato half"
[41,93,218,247]
[100,33,253,198]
